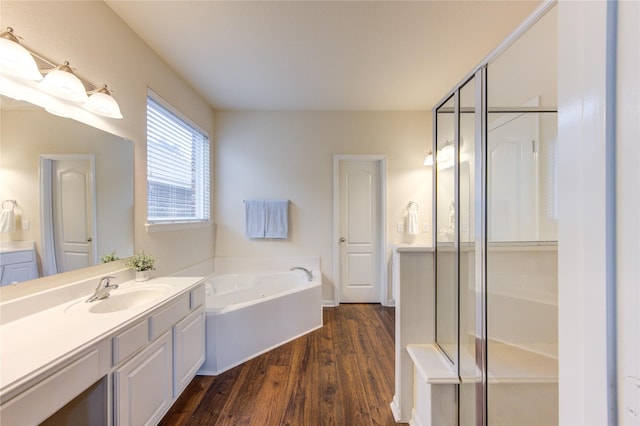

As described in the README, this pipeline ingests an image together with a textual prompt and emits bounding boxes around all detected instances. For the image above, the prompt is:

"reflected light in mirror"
[424,150,434,166]
[440,143,454,161]
[426,140,460,168]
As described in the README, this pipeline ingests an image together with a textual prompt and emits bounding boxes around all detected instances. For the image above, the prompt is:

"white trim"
[409,408,425,426]
[145,89,212,224]
[146,88,210,138]
[332,154,388,305]
[40,159,56,277]
[145,221,212,233]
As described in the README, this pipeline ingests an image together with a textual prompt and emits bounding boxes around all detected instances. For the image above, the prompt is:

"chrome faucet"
[290,267,313,281]
[86,276,119,303]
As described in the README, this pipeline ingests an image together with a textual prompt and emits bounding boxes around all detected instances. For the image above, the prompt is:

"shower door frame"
[433,68,487,426]
[431,2,558,425]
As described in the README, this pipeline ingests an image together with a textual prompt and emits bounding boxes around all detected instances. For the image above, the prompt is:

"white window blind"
[146,95,210,224]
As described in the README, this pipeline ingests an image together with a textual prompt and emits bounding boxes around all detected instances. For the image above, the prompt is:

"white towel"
[407,210,419,235]
[245,199,266,238]
[265,199,289,239]
[0,207,15,233]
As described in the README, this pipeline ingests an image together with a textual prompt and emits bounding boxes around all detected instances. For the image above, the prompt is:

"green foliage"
[100,251,119,263]
[125,251,156,271]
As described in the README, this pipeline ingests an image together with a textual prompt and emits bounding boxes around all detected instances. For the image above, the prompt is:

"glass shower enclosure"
[433,4,558,425]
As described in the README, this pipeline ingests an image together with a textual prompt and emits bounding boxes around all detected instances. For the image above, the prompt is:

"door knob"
[339,237,345,243]
[87,237,93,242]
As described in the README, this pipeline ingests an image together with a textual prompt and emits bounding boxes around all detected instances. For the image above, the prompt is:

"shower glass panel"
[487,6,557,113]
[432,4,557,425]
[458,75,479,426]
[485,112,558,425]
[435,95,457,365]
[486,6,558,425]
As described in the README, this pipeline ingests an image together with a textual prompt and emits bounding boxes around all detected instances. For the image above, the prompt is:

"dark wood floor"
[160,304,399,426]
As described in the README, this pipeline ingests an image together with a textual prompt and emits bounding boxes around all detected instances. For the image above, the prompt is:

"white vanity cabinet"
[113,285,206,426]
[0,277,206,426]
[0,242,38,286]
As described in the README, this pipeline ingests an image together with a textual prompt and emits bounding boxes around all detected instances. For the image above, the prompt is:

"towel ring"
[407,201,419,211]
[2,200,16,209]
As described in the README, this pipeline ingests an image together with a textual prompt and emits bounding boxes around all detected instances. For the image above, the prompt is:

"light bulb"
[0,28,42,81]
[40,62,88,103]
[84,85,123,118]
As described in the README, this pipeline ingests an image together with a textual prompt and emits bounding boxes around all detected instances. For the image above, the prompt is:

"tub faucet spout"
[290,267,313,281]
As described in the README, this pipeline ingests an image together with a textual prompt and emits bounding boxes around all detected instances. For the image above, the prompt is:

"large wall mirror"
[0,95,134,285]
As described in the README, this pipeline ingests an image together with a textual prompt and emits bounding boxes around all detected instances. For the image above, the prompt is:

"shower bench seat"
[406,343,558,425]
[406,344,459,426]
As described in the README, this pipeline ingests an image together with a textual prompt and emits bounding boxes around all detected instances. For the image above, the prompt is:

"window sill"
[145,221,212,233]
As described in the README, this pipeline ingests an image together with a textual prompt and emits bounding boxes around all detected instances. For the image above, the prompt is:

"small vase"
[135,270,150,282]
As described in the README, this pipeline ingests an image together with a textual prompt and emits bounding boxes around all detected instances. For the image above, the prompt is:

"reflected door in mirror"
[51,158,96,273]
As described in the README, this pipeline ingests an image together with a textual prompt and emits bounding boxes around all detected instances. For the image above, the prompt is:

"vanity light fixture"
[0,26,123,119]
[0,27,42,81]
[426,140,457,169]
[424,150,434,166]
[40,61,89,103]
[439,143,455,163]
[83,85,123,119]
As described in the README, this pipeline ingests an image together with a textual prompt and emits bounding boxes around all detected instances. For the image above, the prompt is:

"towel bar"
[243,199,291,204]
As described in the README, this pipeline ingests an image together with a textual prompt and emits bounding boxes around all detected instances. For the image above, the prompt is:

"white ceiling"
[105,0,541,111]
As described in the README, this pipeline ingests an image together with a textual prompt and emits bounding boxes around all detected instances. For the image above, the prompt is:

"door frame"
[332,154,388,306]
[40,154,97,276]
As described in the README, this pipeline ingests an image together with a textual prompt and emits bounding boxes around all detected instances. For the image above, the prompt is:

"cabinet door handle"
[87,237,93,242]
[339,237,346,243]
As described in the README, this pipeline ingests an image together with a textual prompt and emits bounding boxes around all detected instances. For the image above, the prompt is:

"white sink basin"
[66,284,172,314]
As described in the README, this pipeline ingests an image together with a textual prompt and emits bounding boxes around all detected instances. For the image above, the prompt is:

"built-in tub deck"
[175,257,323,376]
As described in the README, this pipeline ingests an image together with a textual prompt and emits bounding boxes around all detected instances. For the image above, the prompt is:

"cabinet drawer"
[190,284,205,310]
[150,294,189,340]
[112,319,149,365]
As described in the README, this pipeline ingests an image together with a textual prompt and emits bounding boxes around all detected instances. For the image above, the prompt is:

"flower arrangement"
[125,251,156,272]
[100,251,119,263]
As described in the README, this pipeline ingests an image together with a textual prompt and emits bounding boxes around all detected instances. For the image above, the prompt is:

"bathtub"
[197,268,322,375]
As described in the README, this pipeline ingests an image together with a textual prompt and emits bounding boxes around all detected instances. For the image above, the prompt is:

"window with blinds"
[146,95,210,224]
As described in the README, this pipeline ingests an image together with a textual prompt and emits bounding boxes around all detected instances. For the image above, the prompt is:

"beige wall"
[1,2,434,303]
[214,111,432,303]
[1,1,215,277]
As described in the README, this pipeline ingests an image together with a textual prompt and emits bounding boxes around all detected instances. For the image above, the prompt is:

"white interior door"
[338,160,381,303]
[51,158,96,272]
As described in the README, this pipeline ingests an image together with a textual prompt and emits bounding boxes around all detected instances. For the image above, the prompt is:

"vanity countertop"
[0,241,36,254]
[389,243,434,253]
[0,276,204,402]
